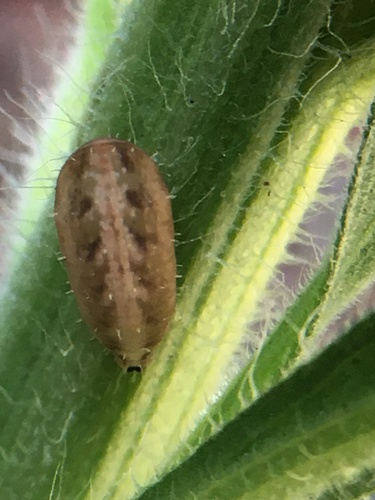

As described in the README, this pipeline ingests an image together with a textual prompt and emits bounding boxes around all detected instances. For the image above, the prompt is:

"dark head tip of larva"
[113,351,148,371]
[127,365,142,373]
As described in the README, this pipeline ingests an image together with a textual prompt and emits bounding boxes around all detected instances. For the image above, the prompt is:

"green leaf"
[1,1,375,499]
[309,102,375,340]
[140,312,375,499]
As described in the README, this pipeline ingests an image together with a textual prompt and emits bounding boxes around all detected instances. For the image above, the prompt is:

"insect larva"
[54,138,176,371]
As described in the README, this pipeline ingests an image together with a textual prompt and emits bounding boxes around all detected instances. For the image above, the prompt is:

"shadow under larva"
[54,138,176,371]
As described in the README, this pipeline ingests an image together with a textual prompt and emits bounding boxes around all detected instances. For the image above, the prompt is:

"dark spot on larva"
[70,188,84,214]
[136,274,155,290]
[85,236,102,262]
[146,315,159,326]
[126,189,144,209]
[66,147,91,181]
[93,283,107,295]
[78,196,93,217]
[136,297,147,313]
[96,305,116,328]
[118,147,135,173]
[102,335,121,351]
[71,152,87,178]
[129,260,148,278]
[130,231,147,252]
[118,264,124,275]
[139,350,151,361]
[144,336,161,350]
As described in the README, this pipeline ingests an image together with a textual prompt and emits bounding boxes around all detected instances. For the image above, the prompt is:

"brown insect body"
[54,138,176,370]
